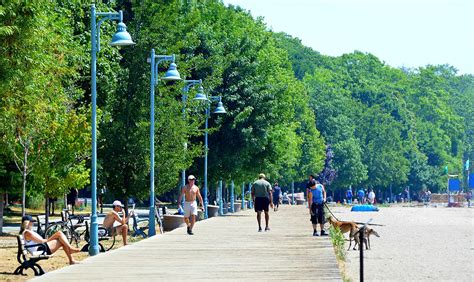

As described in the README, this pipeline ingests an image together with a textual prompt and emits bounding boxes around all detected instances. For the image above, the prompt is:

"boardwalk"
[35,205,341,281]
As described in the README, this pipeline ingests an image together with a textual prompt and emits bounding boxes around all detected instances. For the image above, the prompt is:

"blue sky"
[222,0,474,75]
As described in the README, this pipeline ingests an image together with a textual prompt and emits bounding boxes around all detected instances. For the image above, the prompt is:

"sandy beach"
[329,205,473,281]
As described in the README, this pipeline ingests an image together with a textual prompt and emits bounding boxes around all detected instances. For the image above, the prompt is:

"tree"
[0,1,90,215]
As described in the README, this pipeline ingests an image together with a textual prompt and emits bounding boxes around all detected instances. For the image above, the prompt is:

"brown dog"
[327,216,360,250]
[353,227,380,250]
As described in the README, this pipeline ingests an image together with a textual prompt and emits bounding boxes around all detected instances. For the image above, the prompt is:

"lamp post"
[148,50,182,236]
[242,182,245,210]
[218,179,223,215]
[230,180,235,213]
[194,95,226,218]
[89,4,135,256]
[248,183,253,209]
[291,181,295,205]
[180,80,205,206]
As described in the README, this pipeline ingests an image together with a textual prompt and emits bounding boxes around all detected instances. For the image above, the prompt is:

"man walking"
[308,180,327,236]
[272,182,282,211]
[346,187,353,204]
[178,175,204,235]
[251,173,273,232]
[368,189,376,204]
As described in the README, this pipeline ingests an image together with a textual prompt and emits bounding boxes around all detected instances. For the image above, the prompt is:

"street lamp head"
[213,101,227,114]
[161,62,182,81]
[193,85,208,101]
[110,22,135,46]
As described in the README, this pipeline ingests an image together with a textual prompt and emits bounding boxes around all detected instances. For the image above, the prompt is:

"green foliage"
[329,225,346,261]
[297,47,471,194]
[0,1,90,207]
[1,0,471,209]
[26,195,44,211]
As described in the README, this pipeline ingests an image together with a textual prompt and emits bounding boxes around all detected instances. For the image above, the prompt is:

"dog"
[327,216,360,250]
[353,227,380,250]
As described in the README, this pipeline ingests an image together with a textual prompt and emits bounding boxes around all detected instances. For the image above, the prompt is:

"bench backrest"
[130,212,138,229]
[16,235,29,263]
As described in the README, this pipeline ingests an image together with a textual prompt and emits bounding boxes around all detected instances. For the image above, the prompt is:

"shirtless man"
[102,200,128,245]
[178,175,204,235]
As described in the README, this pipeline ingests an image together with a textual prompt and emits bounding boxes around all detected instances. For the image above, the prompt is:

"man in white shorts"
[102,200,128,246]
[178,175,204,235]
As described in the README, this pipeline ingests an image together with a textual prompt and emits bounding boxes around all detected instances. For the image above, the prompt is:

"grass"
[3,205,92,225]
[329,225,346,261]
[329,225,352,282]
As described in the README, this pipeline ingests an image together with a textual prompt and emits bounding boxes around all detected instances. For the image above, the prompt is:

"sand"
[329,205,474,281]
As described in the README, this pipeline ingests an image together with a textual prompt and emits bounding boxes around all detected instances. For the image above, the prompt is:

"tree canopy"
[1,0,472,217]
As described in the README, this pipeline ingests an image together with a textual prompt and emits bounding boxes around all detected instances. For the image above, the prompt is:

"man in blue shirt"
[346,188,353,204]
[308,180,327,236]
[357,188,365,204]
[272,182,282,211]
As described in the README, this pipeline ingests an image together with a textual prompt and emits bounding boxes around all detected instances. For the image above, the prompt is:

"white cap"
[188,175,196,180]
[113,200,124,207]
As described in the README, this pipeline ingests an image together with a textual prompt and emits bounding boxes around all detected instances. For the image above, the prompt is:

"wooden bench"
[14,235,53,276]
[131,212,148,238]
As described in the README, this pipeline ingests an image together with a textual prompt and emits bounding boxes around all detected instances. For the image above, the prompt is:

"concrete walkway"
[35,205,341,281]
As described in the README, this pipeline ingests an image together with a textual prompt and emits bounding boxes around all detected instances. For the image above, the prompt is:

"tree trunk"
[45,196,50,229]
[5,192,8,207]
[22,152,28,217]
[124,196,129,217]
[0,192,4,235]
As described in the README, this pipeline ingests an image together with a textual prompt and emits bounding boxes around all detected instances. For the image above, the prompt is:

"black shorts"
[273,196,280,205]
[254,197,270,212]
[37,243,52,255]
[310,203,325,224]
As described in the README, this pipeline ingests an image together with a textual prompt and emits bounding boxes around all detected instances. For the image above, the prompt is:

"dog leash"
[324,202,385,226]
[324,202,341,221]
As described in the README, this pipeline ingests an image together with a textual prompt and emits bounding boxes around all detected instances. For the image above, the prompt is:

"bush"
[329,225,346,261]
[27,196,44,210]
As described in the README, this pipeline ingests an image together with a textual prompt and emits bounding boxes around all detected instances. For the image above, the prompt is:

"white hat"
[188,175,196,180]
[113,200,124,207]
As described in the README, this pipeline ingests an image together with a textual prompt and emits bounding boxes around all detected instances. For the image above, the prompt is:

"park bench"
[80,220,116,252]
[130,211,148,238]
[14,235,53,276]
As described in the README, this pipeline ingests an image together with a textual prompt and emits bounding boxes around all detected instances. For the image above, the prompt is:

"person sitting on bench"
[102,200,128,246]
[20,215,81,265]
